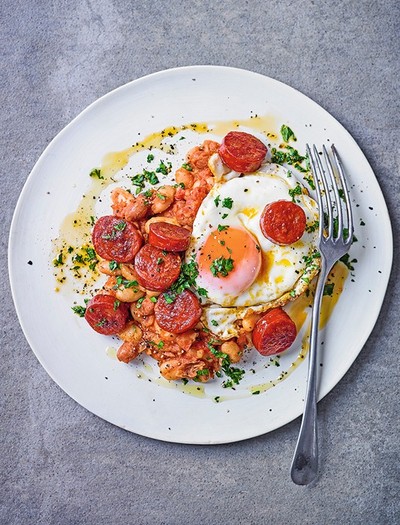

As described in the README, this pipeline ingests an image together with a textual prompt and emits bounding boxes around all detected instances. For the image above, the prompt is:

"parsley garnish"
[210,256,234,278]
[323,283,335,296]
[156,160,172,175]
[305,220,319,233]
[109,260,120,271]
[147,153,154,162]
[102,221,127,240]
[131,170,160,193]
[53,252,64,267]
[214,195,221,207]
[182,163,193,171]
[72,305,86,317]
[89,168,104,180]
[288,183,303,202]
[209,344,245,388]
[217,224,229,232]
[281,125,296,143]
[113,276,139,290]
[113,300,120,310]
[340,253,358,271]
[163,259,208,303]
[222,197,233,209]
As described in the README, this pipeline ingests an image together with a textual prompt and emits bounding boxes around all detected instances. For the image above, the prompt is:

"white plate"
[9,66,392,444]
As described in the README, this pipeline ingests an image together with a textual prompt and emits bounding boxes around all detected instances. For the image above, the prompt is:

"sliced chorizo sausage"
[154,290,202,334]
[92,215,143,263]
[134,244,181,291]
[252,307,297,356]
[148,222,191,252]
[218,131,267,173]
[260,200,306,245]
[84,294,129,335]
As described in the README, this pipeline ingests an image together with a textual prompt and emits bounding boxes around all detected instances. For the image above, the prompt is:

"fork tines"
[306,144,354,246]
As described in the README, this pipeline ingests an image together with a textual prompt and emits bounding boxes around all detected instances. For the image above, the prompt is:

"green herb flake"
[304,175,316,190]
[113,300,120,311]
[147,153,154,163]
[281,125,296,143]
[217,224,229,232]
[89,168,104,180]
[136,297,145,308]
[72,305,86,317]
[109,260,120,271]
[214,195,221,207]
[340,253,358,271]
[156,160,172,175]
[211,319,219,327]
[210,256,234,278]
[182,163,193,171]
[222,197,233,209]
[323,283,335,296]
[209,344,245,388]
[288,183,303,202]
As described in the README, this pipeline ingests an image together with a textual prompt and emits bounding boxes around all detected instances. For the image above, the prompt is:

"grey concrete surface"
[1,1,399,524]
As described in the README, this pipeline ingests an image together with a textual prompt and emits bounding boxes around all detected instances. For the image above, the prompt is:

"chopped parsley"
[136,296,145,308]
[109,260,120,271]
[222,197,233,209]
[209,344,245,388]
[214,195,221,207]
[340,253,358,271]
[210,256,234,278]
[113,300,120,310]
[271,143,307,172]
[305,220,319,233]
[323,283,335,296]
[89,168,104,180]
[182,162,193,171]
[53,252,64,267]
[281,124,296,143]
[72,305,86,317]
[131,169,160,193]
[156,160,172,175]
[303,175,316,190]
[114,276,139,290]
[288,182,303,202]
[163,259,208,303]
[217,224,229,232]
[147,153,154,162]
[102,221,127,240]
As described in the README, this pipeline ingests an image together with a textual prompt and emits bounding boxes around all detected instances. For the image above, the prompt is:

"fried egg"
[187,161,320,339]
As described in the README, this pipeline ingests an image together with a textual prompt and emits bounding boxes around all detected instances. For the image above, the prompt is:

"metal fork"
[290,144,354,485]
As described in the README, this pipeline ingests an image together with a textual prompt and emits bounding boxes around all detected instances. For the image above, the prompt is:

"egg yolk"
[197,227,262,298]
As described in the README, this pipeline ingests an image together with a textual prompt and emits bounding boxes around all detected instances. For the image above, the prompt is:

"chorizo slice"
[218,131,267,173]
[252,308,297,356]
[154,290,202,334]
[92,215,143,263]
[134,244,181,291]
[84,294,129,335]
[260,200,306,245]
[148,222,191,252]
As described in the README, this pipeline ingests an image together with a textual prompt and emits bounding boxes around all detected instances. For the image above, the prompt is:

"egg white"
[187,162,320,339]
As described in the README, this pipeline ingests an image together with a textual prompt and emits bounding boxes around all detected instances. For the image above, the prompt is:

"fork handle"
[290,262,328,485]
